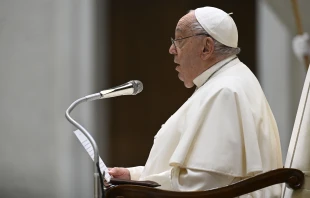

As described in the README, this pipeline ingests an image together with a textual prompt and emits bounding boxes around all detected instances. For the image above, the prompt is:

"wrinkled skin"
[108,167,130,180]
[169,11,220,88]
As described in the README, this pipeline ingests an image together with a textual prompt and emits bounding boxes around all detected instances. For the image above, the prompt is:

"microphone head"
[132,80,143,95]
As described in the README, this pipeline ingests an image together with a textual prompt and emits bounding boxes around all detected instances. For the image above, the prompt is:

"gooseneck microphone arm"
[65,93,102,198]
[65,80,143,198]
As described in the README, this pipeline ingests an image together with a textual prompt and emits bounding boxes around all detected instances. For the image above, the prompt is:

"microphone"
[99,80,143,99]
[84,80,143,101]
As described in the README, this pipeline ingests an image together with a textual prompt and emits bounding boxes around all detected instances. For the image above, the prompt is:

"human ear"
[201,37,214,60]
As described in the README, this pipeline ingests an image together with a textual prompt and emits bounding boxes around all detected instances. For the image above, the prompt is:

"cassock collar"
[193,55,238,88]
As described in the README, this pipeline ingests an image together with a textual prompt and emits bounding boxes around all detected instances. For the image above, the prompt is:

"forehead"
[175,12,195,35]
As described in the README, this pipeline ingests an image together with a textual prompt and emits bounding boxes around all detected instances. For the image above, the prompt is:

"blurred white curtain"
[0,0,107,197]
[257,0,306,161]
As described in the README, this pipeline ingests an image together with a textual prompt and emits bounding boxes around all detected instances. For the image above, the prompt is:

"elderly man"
[109,6,283,197]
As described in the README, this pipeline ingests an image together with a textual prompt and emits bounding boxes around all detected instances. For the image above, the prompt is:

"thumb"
[108,168,116,173]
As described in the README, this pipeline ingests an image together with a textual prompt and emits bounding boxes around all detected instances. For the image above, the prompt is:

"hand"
[292,32,310,62]
[108,167,131,180]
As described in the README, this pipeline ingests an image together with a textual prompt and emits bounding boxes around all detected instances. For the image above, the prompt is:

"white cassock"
[128,55,283,198]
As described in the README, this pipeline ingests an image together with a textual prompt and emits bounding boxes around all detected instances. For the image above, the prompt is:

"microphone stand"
[65,93,102,198]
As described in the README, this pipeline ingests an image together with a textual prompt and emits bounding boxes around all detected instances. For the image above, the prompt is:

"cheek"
[179,52,192,66]
[180,47,200,62]
[178,44,201,73]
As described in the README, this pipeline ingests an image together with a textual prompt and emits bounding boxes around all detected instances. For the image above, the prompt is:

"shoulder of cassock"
[169,64,273,177]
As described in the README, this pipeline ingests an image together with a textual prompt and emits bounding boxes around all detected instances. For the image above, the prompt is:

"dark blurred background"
[101,0,256,167]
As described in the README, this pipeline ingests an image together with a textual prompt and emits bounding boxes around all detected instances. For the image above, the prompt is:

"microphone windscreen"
[132,80,143,95]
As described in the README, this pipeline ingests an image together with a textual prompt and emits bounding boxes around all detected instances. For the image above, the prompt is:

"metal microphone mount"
[65,80,143,198]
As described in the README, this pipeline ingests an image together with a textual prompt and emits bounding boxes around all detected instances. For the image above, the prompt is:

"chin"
[184,82,195,89]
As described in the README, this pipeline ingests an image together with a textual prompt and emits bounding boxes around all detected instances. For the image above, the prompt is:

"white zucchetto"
[195,7,238,48]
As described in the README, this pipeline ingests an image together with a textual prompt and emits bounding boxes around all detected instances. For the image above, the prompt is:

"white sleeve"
[141,170,173,190]
[127,166,144,180]
[134,167,236,191]
[171,167,236,191]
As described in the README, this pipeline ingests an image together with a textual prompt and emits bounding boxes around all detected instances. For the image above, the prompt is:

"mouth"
[175,65,182,81]
[174,59,180,71]
[175,64,180,72]
[174,57,179,64]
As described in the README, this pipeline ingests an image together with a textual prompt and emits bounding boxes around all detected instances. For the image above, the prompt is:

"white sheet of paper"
[73,129,111,182]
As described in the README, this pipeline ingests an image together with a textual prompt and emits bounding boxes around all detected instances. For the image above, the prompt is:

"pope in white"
[109,6,283,198]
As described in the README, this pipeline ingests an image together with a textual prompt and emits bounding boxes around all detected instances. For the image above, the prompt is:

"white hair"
[190,20,241,57]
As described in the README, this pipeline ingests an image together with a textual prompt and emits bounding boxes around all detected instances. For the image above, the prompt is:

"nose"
[169,43,177,55]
